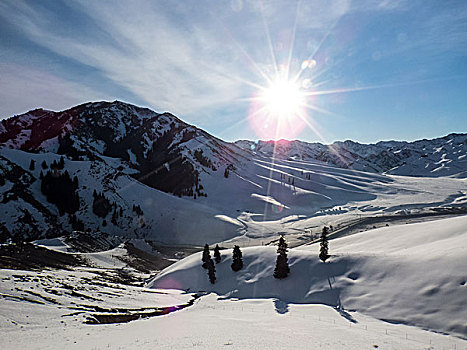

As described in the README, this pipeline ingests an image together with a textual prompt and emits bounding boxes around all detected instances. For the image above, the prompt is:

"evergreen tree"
[202,243,211,269]
[72,176,78,190]
[41,160,48,169]
[111,208,119,225]
[213,244,221,264]
[206,258,216,284]
[51,159,58,170]
[231,245,243,271]
[58,156,65,170]
[319,226,330,262]
[69,214,84,231]
[29,159,35,171]
[274,235,290,279]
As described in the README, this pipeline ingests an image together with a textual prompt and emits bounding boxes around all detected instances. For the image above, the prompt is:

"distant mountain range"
[0,101,465,244]
[236,133,467,178]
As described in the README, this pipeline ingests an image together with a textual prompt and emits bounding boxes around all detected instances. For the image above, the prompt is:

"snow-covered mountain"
[0,101,251,243]
[236,133,467,178]
[1,101,466,245]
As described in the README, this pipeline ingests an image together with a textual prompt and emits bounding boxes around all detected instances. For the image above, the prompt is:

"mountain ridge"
[0,101,465,245]
[235,132,466,177]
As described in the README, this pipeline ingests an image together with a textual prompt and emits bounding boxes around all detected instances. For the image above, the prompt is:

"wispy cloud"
[0,0,361,121]
[0,63,110,118]
[0,0,466,142]
[0,0,256,120]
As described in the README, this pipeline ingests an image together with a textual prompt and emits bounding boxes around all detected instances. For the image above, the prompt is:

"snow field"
[1,144,466,246]
[1,293,463,349]
[149,216,467,339]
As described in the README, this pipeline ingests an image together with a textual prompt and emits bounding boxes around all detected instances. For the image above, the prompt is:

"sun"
[248,77,308,140]
[260,78,305,118]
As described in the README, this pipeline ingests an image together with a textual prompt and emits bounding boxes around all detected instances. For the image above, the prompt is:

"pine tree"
[319,226,330,262]
[58,156,65,170]
[206,258,216,284]
[41,160,48,169]
[72,176,78,190]
[202,243,211,269]
[111,208,119,225]
[213,244,221,264]
[274,235,290,279]
[29,159,35,171]
[231,245,243,271]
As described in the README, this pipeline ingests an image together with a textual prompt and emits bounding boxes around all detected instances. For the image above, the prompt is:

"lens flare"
[260,78,305,118]
[248,76,308,140]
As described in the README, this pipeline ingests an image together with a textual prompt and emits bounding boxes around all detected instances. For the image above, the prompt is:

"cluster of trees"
[69,213,85,231]
[132,204,143,216]
[132,204,145,228]
[40,168,79,215]
[111,205,124,226]
[274,228,330,279]
[51,157,65,170]
[201,244,244,284]
[223,164,234,178]
[92,190,112,218]
[92,191,132,228]
[200,228,331,284]
[38,157,65,171]
[193,149,212,169]
[193,171,207,199]
[202,244,219,284]
[279,173,295,185]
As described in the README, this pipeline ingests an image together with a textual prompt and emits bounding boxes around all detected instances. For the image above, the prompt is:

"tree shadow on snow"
[335,306,357,323]
[273,299,289,314]
[327,274,358,324]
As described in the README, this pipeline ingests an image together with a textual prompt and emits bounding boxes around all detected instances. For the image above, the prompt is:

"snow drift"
[148,216,467,338]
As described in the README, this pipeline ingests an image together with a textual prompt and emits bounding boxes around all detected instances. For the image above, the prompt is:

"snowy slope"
[1,290,464,349]
[0,101,466,246]
[148,216,467,339]
[1,141,465,246]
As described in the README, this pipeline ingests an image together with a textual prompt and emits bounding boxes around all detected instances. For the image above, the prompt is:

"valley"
[0,101,466,349]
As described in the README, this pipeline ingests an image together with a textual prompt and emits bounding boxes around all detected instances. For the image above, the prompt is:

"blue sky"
[0,0,466,143]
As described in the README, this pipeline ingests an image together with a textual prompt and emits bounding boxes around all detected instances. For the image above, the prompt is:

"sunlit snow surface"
[0,217,466,349]
[1,130,466,246]
[149,216,467,340]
